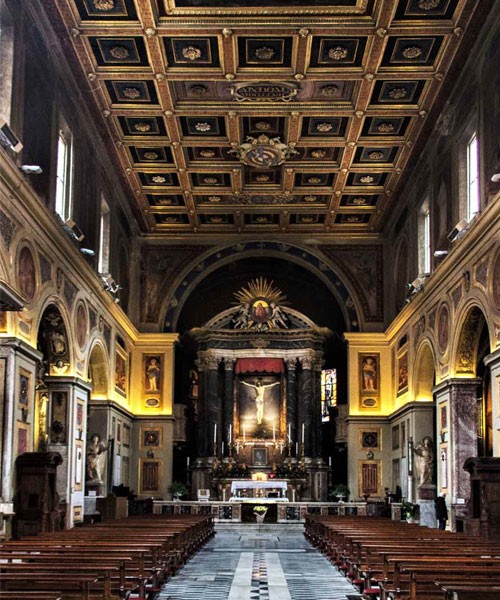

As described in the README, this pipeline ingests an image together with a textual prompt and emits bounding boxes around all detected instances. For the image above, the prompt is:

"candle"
[214,423,217,444]
[229,424,232,444]
[222,441,225,455]
[273,423,276,442]
[295,441,299,455]
[288,423,291,443]
[187,456,190,468]
[243,426,246,442]
[328,456,332,467]
[302,422,305,444]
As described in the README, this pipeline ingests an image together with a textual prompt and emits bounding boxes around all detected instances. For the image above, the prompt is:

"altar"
[230,480,288,501]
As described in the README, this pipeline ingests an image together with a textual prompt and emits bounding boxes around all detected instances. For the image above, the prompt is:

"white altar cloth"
[230,480,287,494]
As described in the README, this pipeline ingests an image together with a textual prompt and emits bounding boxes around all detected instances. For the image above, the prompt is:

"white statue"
[86,434,108,483]
[413,436,434,485]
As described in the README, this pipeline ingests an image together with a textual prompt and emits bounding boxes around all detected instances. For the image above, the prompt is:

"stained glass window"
[321,369,337,422]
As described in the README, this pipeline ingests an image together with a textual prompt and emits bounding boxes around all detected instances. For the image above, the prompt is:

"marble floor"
[158,525,359,600]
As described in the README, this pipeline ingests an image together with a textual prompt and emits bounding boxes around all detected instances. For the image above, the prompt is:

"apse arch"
[413,339,437,402]
[87,340,110,399]
[160,240,363,333]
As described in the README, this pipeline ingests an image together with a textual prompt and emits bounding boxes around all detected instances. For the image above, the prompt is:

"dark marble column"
[195,357,208,458]
[299,356,314,457]
[223,358,235,448]
[434,378,481,505]
[312,357,324,458]
[285,358,297,447]
[205,355,221,457]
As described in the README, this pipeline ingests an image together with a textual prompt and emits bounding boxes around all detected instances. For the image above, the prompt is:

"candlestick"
[229,424,232,444]
[214,423,217,444]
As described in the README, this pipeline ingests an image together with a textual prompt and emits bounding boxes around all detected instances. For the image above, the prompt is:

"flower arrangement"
[170,481,188,499]
[253,505,268,514]
[329,483,350,500]
[401,501,419,520]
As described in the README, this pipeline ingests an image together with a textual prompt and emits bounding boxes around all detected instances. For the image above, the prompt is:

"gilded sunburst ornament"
[418,0,440,9]
[328,46,348,61]
[110,46,129,60]
[195,122,212,132]
[93,0,115,10]
[316,122,333,133]
[182,46,202,61]
[402,46,423,59]
[190,85,208,96]
[122,87,142,99]
[134,122,152,132]
[320,85,338,97]
[388,88,408,100]
[152,176,167,184]
[377,122,395,133]
[255,47,275,61]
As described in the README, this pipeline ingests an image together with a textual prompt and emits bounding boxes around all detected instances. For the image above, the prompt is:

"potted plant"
[253,505,268,523]
[170,481,188,501]
[401,501,419,523]
[330,483,350,502]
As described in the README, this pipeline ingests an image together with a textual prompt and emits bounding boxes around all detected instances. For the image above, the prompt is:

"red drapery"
[235,358,284,374]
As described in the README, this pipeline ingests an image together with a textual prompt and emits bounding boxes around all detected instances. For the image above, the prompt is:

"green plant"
[401,501,419,519]
[253,505,268,514]
[170,481,188,497]
[330,483,350,498]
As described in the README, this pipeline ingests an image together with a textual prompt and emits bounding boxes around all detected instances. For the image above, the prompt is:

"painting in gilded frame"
[115,347,128,395]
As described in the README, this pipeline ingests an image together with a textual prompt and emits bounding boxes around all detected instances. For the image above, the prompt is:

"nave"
[159,525,358,600]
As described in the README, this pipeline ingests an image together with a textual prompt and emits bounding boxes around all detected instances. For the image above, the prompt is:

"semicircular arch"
[452,299,492,377]
[87,339,111,399]
[158,240,364,333]
[413,338,437,402]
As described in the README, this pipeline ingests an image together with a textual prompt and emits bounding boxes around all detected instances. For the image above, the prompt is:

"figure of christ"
[241,379,280,425]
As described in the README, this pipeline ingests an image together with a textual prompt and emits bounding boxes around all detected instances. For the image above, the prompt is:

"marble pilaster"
[434,378,481,507]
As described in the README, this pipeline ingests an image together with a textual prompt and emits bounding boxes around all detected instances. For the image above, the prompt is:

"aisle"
[158,526,359,600]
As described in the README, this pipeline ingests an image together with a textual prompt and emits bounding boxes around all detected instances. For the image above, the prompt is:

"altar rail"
[152,501,368,523]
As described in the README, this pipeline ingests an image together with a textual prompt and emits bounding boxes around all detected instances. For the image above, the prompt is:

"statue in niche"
[86,434,109,483]
[413,436,435,485]
[241,379,280,425]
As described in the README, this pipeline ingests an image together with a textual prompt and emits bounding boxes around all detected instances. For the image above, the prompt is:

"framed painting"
[17,421,30,455]
[238,375,281,440]
[397,351,408,395]
[144,355,161,393]
[74,440,83,490]
[359,429,381,451]
[115,346,128,395]
[19,368,30,408]
[392,425,400,450]
[359,354,379,393]
[252,447,267,466]
[141,427,162,449]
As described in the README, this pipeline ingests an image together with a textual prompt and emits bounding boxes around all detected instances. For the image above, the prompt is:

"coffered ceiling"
[50,0,483,237]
